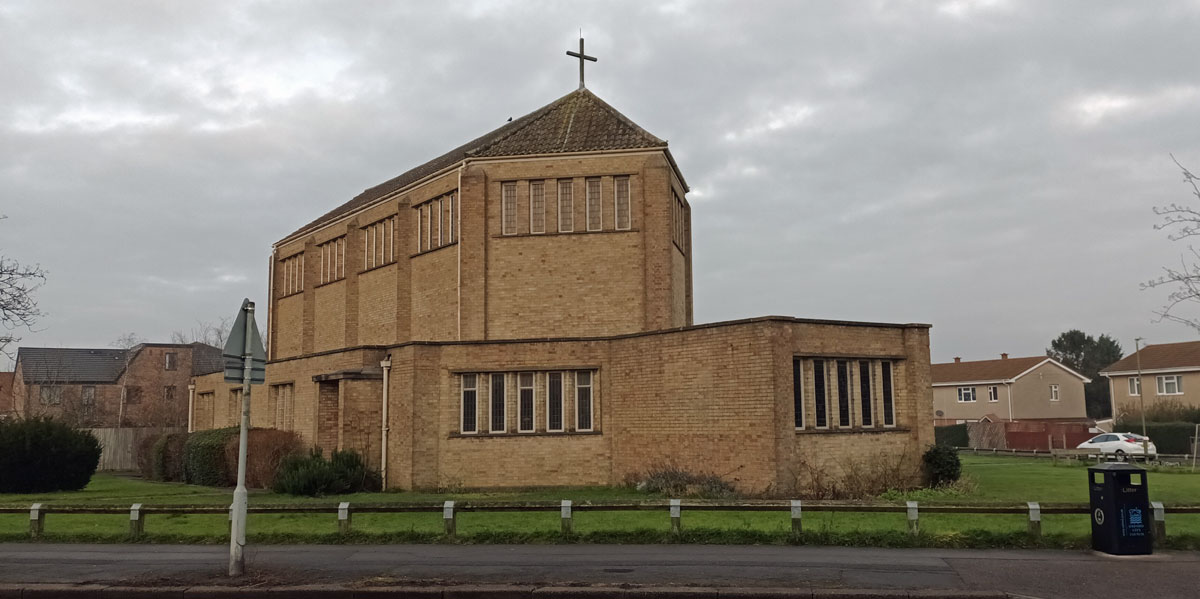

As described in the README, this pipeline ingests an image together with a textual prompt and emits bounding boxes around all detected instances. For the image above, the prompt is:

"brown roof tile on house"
[931,356,1050,384]
[1101,340,1200,373]
[281,87,672,244]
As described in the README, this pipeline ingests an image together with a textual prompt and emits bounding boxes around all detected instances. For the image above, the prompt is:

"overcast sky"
[3,0,1200,368]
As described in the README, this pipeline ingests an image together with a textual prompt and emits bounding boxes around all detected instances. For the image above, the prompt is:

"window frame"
[460,374,478,434]
[1129,377,1141,396]
[1049,384,1060,401]
[518,371,536,433]
[585,177,602,232]
[39,385,63,406]
[501,181,517,236]
[575,370,594,432]
[164,352,177,371]
[792,357,804,430]
[858,360,873,428]
[957,386,977,403]
[881,361,896,427]
[558,179,574,233]
[988,385,999,402]
[546,371,565,433]
[813,360,829,429]
[614,175,631,230]
[530,180,546,234]
[490,373,507,433]
[835,360,851,427]
[1156,374,1183,396]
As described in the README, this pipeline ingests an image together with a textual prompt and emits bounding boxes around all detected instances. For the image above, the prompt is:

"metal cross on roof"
[566,37,597,89]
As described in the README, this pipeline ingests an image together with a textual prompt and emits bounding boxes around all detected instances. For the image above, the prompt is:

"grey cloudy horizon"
[3,0,1200,369]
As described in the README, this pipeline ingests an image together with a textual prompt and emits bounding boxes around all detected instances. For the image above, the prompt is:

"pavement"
[0,544,1197,598]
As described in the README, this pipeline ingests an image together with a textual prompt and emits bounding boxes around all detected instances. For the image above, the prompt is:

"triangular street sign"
[223,298,267,384]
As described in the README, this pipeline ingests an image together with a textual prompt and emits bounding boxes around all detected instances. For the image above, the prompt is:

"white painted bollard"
[790,500,803,534]
[443,501,456,538]
[1026,502,1041,538]
[906,501,919,536]
[561,500,573,534]
[670,499,682,535]
[29,503,44,539]
[130,503,145,538]
[1151,501,1165,546]
[228,504,233,522]
[338,502,352,536]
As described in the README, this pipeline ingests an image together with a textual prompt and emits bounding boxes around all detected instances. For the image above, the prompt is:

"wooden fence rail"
[3,500,1195,544]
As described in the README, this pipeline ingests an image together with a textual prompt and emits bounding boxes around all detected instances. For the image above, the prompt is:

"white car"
[1076,432,1157,459]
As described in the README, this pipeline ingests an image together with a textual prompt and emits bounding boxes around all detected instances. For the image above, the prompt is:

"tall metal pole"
[1135,337,1148,459]
[229,302,254,576]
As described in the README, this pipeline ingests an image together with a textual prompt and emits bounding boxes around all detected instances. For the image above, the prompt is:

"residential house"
[932,354,1090,425]
[1101,340,1200,417]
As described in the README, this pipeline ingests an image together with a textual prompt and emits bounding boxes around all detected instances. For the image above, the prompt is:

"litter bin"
[1088,462,1152,555]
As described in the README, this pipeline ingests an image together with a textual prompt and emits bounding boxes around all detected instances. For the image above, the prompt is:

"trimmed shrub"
[923,444,961,487]
[934,424,969,448]
[153,432,188,482]
[272,448,381,496]
[136,434,162,480]
[0,417,102,493]
[1111,421,1198,455]
[222,428,305,488]
[1118,399,1200,425]
[183,427,238,486]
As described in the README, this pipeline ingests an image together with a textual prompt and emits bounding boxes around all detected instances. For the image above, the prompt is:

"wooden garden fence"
[3,499,1196,545]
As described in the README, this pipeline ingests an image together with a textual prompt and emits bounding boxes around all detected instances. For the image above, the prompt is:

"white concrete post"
[790,500,803,534]
[130,503,145,538]
[443,501,456,538]
[1026,502,1041,538]
[561,500,573,534]
[29,503,44,539]
[1151,501,1166,546]
[670,499,682,535]
[338,502,352,536]
[906,501,919,536]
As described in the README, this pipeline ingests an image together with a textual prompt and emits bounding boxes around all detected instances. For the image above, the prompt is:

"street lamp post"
[1135,337,1148,459]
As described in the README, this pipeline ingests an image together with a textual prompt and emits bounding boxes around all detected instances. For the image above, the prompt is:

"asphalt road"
[0,544,1197,598]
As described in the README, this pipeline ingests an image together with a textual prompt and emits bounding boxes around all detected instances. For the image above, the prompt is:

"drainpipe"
[1006,382,1014,422]
[380,355,392,489]
[187,383,196,432]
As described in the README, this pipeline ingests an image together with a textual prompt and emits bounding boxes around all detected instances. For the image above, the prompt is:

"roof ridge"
[465,88,583,158]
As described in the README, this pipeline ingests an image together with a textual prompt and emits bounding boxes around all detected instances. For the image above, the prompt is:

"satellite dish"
[935,410,944,417]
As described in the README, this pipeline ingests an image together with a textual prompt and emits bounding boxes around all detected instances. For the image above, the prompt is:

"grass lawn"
[1,455,1198,548]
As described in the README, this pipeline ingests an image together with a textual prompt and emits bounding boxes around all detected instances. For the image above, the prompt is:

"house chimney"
[954,357,961,363]
[1001,353,1008,360]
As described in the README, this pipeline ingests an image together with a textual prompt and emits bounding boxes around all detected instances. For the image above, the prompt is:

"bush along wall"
[934,424,969,448]
[0,417,102,493]
[1113,421,1199,454]
[183,427,238,486]
[153,432,189,482]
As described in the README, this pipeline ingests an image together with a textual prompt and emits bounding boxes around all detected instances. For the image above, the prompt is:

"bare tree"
[170,317,232,348]
[0,215,47,359]
[1146,155,1200,330]
[110,332,146,349]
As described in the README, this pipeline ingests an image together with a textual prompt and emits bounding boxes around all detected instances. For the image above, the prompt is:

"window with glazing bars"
[881,361,895,426]
[792,357,804,429]
[461,374,478,433]
[518,372,535,432]
[576,370,593,431]
[836,360,851,427]
[615,176,631,230]
[502,181,517,235]
[280,253,304,295]
[558,179,574,232]
[318,237,345,284]
[813,360,828,428]
[490,373,506,432]
[530,181,545,234]
[586,178,602,231]
[362,216,395,270]
[547,372,564,432]
[859,361,873,427]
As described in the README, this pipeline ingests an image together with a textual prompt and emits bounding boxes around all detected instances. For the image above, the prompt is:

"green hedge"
[934,424,969,448]
[1112,421,1198,454]
[152,432,189,482]
[0,417,101,493]
[183,427,238,486]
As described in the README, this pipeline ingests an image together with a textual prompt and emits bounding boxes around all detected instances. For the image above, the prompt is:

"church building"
[192,49,934,492]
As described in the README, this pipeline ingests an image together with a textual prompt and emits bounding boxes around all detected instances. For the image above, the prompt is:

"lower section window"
[458,370,597,435]
[490,373,506,432]
[797,357,898,431]
[576,370,594,431]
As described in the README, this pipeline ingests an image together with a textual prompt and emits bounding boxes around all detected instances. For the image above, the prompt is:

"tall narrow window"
[586,178,602,231]
[1128,377,1140,396]
[836,360,851,427]
[1049,384,1060,401]
[164,385,176,402]
[436,198,443,246]
[576,370,594,431]
[81,386,95,416]
[530,181,546,234]
[813,360,828,429]
[318,237,345,283]
[518,372,535,432]
[547,372,564,432]
[988,386,999,402]
[416,205,423,252]
[165,352,177,371]
[490,373,506,432]
[558,179,573,232]
[881,361,895,427]
[425,204,432,249]
[615,176,631,230]
[280,254,304,295]
[792,357,804,429]
[859,361,873,427]
[362,217,395,269]
[502,181,517,235]
[448,193,456,243]
[461,374,478,434]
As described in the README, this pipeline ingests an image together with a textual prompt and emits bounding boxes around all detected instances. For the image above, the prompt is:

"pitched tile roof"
[931,356,1050,384]
[190,342,224,376]
[16,347,129,384]
[1100,340,1200,373]
[282,87,671,243]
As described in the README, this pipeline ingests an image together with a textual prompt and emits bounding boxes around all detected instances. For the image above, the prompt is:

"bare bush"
[788,448,921,500]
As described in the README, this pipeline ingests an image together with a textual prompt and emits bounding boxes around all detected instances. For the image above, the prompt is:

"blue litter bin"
[1088,462,1152,555]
